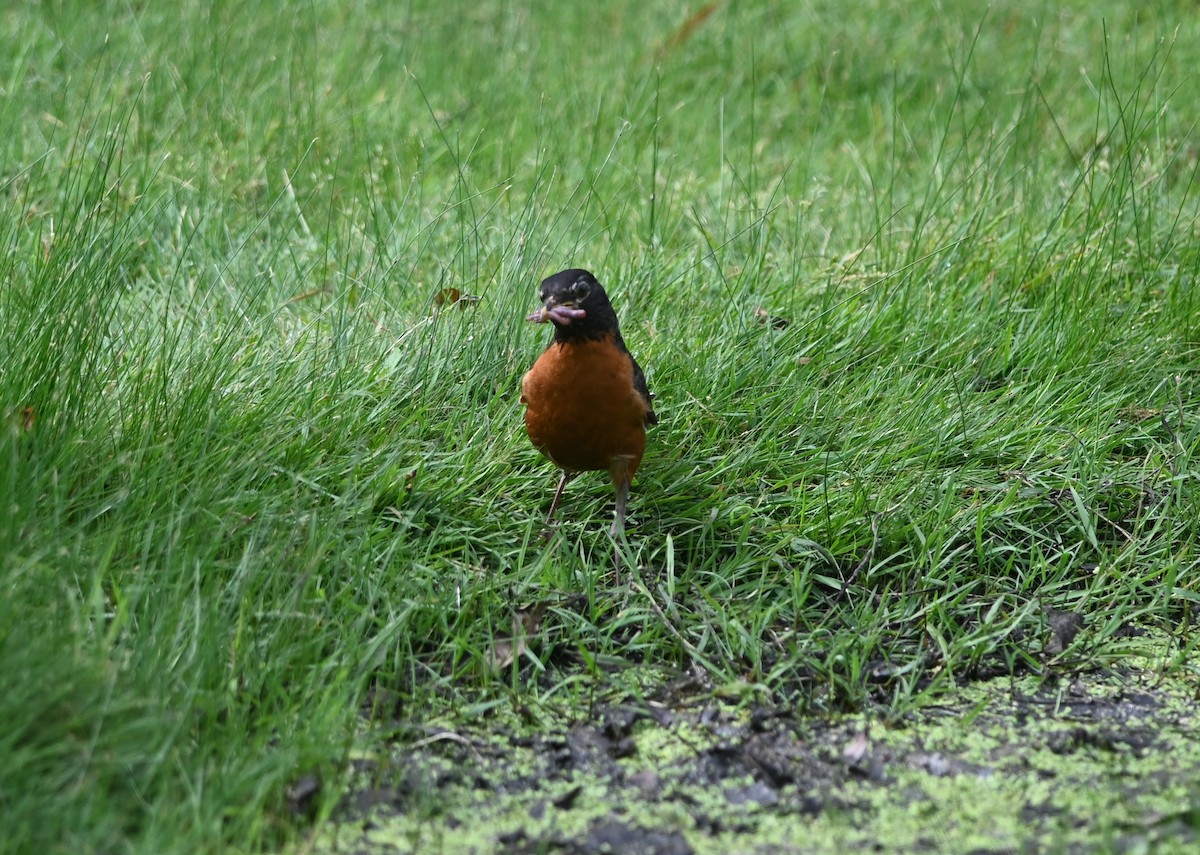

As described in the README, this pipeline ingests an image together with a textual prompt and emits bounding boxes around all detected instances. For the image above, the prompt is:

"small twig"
[843,513,881,592]
[408,730,484,763]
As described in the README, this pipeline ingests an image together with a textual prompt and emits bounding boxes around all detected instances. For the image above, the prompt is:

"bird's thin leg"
[610,468,631,582]
[542,470,573,538]
[611,477,629,538]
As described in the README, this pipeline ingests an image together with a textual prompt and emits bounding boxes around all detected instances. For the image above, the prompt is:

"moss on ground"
[297,628,1200,853]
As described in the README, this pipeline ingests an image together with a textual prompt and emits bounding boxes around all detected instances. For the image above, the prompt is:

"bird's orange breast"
[521,335,651,476]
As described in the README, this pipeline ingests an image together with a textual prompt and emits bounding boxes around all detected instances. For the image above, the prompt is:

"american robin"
[521,268,658,576]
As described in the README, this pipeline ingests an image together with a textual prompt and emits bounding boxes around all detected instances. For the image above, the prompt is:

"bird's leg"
[542,470,573,540]
[611,477,629,538]
[610,464,632,582]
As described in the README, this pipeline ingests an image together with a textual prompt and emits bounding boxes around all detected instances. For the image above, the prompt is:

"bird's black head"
[529,268,621,341]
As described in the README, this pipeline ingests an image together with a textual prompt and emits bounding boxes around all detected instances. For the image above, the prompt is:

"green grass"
[1,0,1198,851]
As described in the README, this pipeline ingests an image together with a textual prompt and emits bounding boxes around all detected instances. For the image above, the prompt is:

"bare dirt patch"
[300,627,1200,853]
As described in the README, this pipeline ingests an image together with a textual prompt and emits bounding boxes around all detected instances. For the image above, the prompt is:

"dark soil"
[300,628,1200,854]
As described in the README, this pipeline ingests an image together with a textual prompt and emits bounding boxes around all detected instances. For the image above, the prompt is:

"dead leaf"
[1044,606,1085,656]
[516,601,548,635]
[1117,405,1160,422]
[486,638,521,672]
[485,602,549,672]
[842,729,870,764]
[286,775,322,819]
[433,287,482,310]
[660,1,722,54]
[286,286,331,304]
[753,306,790,329]
[365,311,391,334]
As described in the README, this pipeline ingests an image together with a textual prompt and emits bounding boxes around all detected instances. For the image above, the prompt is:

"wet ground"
[299,626,1200,854]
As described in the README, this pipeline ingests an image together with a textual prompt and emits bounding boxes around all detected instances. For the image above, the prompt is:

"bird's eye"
[571,279,591,300]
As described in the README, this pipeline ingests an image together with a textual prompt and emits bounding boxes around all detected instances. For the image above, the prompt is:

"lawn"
[2,1,1198,852]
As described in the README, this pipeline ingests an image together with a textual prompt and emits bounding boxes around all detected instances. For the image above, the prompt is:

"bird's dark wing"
[630,355,658,426]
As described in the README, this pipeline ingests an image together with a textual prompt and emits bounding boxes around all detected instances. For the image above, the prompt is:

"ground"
[295,626,1200,854]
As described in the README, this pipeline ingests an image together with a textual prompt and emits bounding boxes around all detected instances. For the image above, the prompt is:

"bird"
[520,268,657,578]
